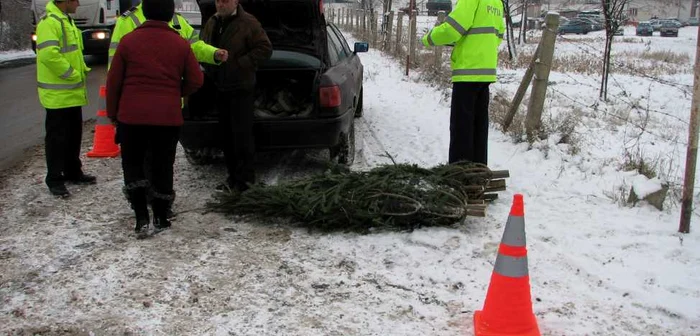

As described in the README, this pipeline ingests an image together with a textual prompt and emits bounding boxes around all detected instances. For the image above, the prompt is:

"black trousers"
[449,82,491,165]
[216,89,255,188]
[118,124,180,198]
[45,107,84,187]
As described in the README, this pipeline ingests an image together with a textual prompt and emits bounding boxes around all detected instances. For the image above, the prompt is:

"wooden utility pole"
[502,42,542,131]
[525,12,560,142]
[679,24,700,234]
[372,11,378,46]
[395,11,404,57]
[385,11,394,52]
[434,11,447,69]
[406,0,417,76]
[408,7,417,74]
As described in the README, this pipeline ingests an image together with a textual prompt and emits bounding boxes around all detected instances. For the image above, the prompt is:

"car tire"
[354,88,364,118]
[184,148,213,165]
[330,121,355,166]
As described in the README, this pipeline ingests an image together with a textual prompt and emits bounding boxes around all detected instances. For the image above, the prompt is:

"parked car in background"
[659,20,680,37]
[426,0,451,16]
[614,27,624,36]
[578,17,604,31]
[667,18,684,27]
[687,17,699,26]
[636,21,654,36]
[650,19,663,31]
[181,0,368,166]
[558,20,591,35]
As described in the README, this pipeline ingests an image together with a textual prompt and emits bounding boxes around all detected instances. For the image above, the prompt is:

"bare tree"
[503,0,518,60]
[519,0,529,44]
[599,0,627,100]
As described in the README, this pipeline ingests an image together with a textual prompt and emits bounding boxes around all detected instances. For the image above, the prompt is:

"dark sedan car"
[660,20,679,37]
[426,0,452,16]
[558,20,591,35]
[636,21,653,36]
[182,0,368,166]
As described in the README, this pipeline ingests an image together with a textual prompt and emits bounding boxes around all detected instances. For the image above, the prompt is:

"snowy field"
[1,15,700,336]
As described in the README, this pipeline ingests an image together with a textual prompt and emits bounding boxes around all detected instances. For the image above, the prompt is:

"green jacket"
[421,0,505,82]
[108,4,218,69]
[36,1,89,109]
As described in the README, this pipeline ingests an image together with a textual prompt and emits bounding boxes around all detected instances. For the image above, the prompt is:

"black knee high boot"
[151,192,174,232]
[124,182,150,239]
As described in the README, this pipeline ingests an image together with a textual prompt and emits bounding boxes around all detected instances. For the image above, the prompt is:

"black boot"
[151,193,174,233]
[124,183,150,239]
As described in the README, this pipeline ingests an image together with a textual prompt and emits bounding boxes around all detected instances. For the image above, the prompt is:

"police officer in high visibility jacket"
[108,2,227,68]
[36,0,97,198]
[421,0,505,165]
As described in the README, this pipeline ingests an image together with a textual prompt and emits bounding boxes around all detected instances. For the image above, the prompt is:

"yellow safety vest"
[35,1,89,109]
[422,0,505,82]
[108,4,218,69]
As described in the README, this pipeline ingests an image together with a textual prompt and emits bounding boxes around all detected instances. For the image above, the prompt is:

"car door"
[324,24,355,115]
[328,23,362,110]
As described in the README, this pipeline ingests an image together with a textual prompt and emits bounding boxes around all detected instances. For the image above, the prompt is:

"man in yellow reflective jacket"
[108,2,227,69]
[421,0,505,165]
[36,0,97,198]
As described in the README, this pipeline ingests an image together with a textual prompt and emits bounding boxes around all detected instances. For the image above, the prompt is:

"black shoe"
[215,182,235,192]
[236,181,251,193]
[151,196,173,233]
[65,173,97,185]
[134,218,150,239]
[125,184,150,239]
[153,217,172,233]
[49,184,70,198]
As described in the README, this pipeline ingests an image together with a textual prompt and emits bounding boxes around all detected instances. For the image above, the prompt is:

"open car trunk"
[254,69,318,118]
[196,0,327,60]
[184,0,327,120]
[183,49,322,120]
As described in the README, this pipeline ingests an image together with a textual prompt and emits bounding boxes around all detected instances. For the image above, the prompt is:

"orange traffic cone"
[87,85,120,158]
[473,194,540,336]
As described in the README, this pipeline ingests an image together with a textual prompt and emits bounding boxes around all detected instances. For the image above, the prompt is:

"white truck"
[30,0,139,56]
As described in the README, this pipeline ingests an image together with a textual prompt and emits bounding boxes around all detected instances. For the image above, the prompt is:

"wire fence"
[325,5,697,203]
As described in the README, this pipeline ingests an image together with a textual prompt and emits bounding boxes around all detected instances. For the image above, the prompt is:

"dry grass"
[495,37,690,76]
[489,89,526,142]
[620,37,644,43]
[543,107,584,155]
[619,50,691,65]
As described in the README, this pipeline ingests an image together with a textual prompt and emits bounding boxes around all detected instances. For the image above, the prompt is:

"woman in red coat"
[106,0,204,239]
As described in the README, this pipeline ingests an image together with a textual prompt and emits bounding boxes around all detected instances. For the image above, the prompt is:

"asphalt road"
[0,56,107,173]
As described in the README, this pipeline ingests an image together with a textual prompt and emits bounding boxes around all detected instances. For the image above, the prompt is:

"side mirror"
[354,42,369,53]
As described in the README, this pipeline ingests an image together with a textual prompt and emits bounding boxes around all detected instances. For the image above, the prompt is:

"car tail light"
[320,85,341,108]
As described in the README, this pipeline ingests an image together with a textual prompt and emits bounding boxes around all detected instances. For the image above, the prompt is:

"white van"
[30,0,136,56]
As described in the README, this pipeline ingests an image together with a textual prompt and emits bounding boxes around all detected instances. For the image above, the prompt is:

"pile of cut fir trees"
[207,158,509,233]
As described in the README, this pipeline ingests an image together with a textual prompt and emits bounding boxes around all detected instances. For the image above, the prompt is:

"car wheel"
[184,148,213,165]
[354,88,364,118]
[330,122,356,166]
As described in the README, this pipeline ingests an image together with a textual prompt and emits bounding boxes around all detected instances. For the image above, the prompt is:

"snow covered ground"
[1,21,699,336]
[0,49,35,65]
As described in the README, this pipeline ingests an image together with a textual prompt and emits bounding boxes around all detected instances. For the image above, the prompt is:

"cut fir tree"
[207,160,509,233]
